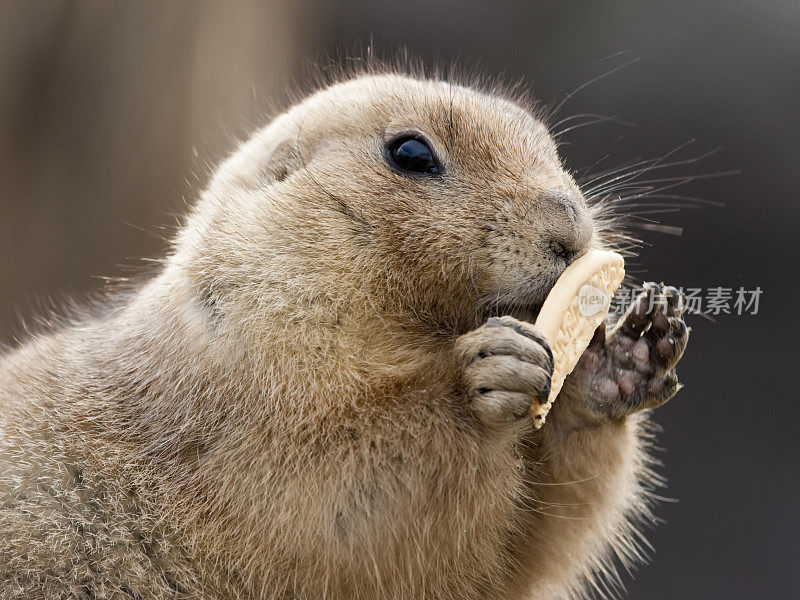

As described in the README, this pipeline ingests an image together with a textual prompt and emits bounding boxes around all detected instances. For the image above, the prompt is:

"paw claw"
[663,285,685,316]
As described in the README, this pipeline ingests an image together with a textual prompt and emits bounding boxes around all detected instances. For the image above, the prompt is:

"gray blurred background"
[1,1,798,598]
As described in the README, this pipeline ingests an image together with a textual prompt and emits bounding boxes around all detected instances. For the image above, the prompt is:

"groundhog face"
[191,74,595,330]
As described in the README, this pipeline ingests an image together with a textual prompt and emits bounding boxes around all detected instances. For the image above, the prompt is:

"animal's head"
[174,73,599,337]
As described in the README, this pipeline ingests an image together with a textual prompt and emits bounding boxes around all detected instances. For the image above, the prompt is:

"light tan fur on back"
[0,69,683,599]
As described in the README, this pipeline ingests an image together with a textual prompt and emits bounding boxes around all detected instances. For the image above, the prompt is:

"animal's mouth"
[484,299,544,323]
[479,266,566,325]
[483,299,545,325]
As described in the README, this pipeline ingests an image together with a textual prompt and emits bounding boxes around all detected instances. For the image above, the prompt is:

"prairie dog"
[0,71,689,599]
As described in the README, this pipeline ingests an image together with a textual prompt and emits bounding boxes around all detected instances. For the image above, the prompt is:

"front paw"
[453,316,553,427]
[566,282,690,420]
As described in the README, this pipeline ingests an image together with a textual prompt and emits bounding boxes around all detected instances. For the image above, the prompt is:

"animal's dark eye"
[384,135,441,176]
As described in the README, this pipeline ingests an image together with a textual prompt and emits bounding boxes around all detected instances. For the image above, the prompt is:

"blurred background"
[1,1,797,598]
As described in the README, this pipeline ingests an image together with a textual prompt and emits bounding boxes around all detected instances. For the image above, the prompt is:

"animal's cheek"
[477,254,540,297]
[479,235,545,273]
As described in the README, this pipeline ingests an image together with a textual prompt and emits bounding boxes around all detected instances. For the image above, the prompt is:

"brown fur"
[0,70,664,599]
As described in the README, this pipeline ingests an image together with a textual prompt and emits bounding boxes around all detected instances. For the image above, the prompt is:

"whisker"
[581,140,699,196]
[619,208,683,216]
[552,115,633,139]
[548,55,641,119]
[590,170,739,201]
[577,152,612,181]
[609,193,725,207]
[549,112,609,131]
[580,146,722,189]
[692,312,717,322]
[609,200,709,210]
[602,169,738,189]
[628,222,684,236]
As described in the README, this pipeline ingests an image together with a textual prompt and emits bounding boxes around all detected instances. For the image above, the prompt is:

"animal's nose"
[540,190,593,263]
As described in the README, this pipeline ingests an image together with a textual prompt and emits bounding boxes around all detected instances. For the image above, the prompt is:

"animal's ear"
[262,138,304,183]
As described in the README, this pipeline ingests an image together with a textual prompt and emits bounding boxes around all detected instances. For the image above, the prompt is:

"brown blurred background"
[1,1,798,598]
[0,1,307,335]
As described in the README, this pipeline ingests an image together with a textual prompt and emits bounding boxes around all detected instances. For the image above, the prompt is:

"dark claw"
[663,285,685,316]
[587,322,606,351]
